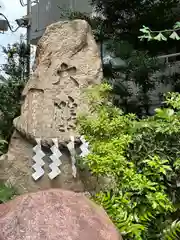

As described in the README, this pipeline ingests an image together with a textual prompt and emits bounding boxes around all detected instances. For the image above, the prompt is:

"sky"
[0,0,26,65]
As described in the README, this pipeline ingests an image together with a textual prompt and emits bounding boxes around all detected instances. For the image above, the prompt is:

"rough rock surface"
[0,131,85,193]
[0,189,122,240]
[0,20,102,194]
[14,19,102,143]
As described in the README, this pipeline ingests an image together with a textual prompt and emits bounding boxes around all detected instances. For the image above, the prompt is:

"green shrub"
[78,83,180,240]
[0,41,29,151]
[0,183,17,203]
[0,77,25,146]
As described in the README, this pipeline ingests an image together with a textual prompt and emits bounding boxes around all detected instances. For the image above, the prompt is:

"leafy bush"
[0,77,25,143]
[110,47,166,116]
[78,83,180,239]
[1,40,30,80]
[91,0,179,54]
[0,41,29,151]
[0,183,17,203]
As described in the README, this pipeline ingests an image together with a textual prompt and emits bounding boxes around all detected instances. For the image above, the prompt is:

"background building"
[30,0,92,45]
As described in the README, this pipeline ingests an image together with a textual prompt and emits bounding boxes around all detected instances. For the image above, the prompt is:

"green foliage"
[91,0,179,53]
[162,220,180,240]
[105,42,166,116]
[139,22,180,41]
[0,183,17,203]
[165,92,180,109]
[1,40,30,80]
[0,77,25,143]
[0,41,25,204]
[0,41,28,151]
[78,84,180,239]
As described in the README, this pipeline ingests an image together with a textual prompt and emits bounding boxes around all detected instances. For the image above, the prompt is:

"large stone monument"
[0,20,102,194]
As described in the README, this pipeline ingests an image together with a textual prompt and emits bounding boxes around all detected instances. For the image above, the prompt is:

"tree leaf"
[174,21,180,29]
[139,26,150,34]
[169,31,180,40]
[154,32,167,41]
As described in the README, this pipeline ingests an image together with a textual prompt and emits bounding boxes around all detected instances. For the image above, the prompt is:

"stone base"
[0,131,85,194]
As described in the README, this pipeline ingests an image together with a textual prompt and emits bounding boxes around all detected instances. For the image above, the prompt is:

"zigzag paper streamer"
[32,138,45,181]
[67,136,77,178]
[48,138,62,180]
[80,136,90,157]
